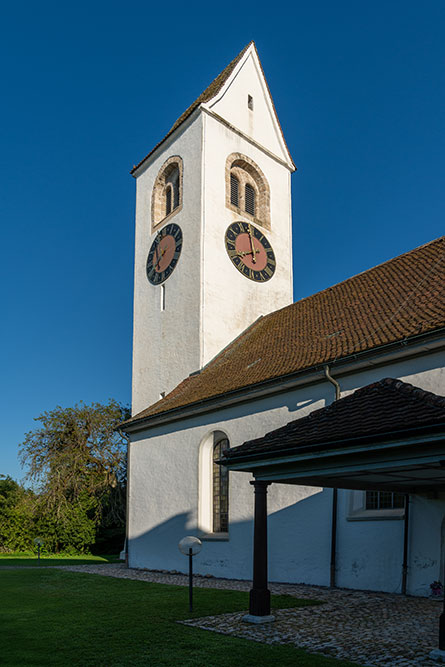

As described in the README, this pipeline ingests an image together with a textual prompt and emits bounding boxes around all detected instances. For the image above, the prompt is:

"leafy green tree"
[19,400,129,553]
[0,476,36,552]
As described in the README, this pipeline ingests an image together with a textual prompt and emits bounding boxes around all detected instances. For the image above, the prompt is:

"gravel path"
[46,564,444,666]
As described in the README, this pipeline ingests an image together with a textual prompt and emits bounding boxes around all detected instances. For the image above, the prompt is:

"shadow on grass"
[0,553,123,567]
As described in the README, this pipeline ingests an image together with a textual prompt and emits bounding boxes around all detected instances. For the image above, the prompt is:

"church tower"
[131,42,295,415]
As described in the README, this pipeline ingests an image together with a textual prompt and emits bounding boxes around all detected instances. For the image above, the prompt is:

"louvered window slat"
[165,186,172,215]
[230,173,239,207]
[245,183,255,216]
[173,183,179,210]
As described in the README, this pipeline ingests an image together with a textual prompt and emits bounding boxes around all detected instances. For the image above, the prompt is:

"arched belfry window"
[151,156,183,231]
[225,153,270,229]
[199,431,230,535]
[213,437,229,533]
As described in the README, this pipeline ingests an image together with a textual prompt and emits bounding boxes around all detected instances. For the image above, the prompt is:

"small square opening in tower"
[248,94,254,110]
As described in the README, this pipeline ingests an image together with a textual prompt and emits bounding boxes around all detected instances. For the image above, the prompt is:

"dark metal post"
[440,537,445,651]
[188,547,193,612]
[401,494,410,594]
[249,480,271,616]
[37,544,40,562]
[330,488,338,587]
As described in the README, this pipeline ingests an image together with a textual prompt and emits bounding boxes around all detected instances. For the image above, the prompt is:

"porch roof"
[221,379,445,493]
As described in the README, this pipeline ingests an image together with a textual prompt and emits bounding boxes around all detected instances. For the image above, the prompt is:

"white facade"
[128,346,445,596]
[131,44,294,415]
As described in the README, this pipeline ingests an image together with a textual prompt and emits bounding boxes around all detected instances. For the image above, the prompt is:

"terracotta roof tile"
[223,378,445,460]
[126,236,445,426]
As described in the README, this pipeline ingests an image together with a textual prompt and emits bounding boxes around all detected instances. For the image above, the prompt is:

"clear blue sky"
[1,1,444,482]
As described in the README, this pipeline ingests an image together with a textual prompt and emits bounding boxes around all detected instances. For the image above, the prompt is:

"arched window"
[151,156,183,231]
[225,153,270,229]
[213,437,229,533]
[199,431,230,535]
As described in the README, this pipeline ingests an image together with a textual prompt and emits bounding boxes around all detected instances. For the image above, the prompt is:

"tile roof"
[223,378,445,461]
[131,42,252,175]
[125,236,445,427]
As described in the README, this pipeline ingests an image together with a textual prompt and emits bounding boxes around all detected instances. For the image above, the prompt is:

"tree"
[19,400,130,553]
[0,476,36,552]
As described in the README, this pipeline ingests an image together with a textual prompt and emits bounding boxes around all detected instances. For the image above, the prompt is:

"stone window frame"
[225,153,271,230]
[151,155,183,232]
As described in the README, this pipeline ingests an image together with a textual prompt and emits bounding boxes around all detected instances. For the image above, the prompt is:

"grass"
[0,552,122,566]
[0,568,362,666]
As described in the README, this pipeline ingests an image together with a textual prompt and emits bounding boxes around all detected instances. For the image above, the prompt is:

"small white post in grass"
[33,537,44,562]
[178,536,202,612]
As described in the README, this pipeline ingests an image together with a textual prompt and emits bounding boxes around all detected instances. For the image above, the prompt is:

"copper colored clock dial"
[146,223,183,285]
[225,222,276,282]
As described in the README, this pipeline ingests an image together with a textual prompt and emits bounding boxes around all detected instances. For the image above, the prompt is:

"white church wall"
[200,111,293,366]
[128,348,444,594]
[132,114,203,414]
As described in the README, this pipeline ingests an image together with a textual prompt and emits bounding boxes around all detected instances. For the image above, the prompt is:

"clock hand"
[155,247,166,269]
[248,224,258,264]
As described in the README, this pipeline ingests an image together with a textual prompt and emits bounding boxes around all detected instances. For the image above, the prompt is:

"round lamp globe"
[178,536,202,556]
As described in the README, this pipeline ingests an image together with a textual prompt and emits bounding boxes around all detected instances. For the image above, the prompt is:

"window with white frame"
[199,431,230,537]
[348,490,405,520]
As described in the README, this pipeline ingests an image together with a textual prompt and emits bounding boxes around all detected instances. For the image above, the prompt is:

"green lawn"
[0,568,362,666]
[0,552,122,566]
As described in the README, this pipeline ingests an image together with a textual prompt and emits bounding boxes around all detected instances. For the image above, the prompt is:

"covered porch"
[221,378,445,655]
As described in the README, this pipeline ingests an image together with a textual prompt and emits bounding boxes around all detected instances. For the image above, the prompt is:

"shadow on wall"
[129,487,334,585]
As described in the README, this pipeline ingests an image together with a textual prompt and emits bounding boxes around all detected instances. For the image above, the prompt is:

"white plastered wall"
[131,115,203,415]
[128,349,445,595]
[200,110,293,366]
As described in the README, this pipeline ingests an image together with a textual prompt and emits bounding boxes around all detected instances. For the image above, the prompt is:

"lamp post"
[33,537,44,561]
[178,536,202,612]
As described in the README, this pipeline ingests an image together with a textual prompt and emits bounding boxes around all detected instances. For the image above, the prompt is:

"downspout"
[325,365,341,401]
[401,494,410,594]
[325,365,340,588]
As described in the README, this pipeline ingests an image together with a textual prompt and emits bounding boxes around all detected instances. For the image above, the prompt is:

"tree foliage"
[6,399,131,554]
[0,476,36,552]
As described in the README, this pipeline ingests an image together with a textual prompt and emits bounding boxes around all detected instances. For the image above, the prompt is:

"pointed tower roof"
[131,42,294,175]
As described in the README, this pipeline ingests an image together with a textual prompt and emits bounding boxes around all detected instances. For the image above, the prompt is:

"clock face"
[146,223,183,285]
[225,222,276,282]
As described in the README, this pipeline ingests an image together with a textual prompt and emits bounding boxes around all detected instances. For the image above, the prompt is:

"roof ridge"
[131,42,254,175]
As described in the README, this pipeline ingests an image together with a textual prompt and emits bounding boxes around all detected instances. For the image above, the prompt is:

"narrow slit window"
[160,284,166,311]
[230,173,239,207]
[248,94,253,110]
[245,183,255,216]
[165,185,172,215]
